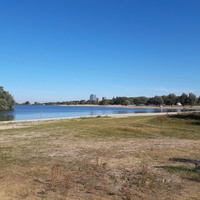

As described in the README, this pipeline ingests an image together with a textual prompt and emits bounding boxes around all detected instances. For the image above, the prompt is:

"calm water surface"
[0,105,199,121]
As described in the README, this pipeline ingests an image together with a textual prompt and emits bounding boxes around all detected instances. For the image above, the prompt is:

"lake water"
[0,105,199,121]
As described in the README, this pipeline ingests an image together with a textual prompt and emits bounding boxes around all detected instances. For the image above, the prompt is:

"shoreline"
[0,105,199,124]
[0,111,179,124]
[0,110,199,130]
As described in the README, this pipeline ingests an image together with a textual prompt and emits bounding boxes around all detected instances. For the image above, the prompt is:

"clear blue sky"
[1,0,200,103]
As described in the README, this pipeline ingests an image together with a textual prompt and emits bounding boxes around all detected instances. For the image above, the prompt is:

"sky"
[0,0,200,103]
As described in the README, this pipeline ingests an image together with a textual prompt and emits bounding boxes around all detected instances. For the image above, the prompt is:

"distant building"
[96,98,100,102]
[90,94,97,101]
[102,97,107,100]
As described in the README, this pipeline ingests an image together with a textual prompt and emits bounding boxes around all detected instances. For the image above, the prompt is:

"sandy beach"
[0,109,199,126]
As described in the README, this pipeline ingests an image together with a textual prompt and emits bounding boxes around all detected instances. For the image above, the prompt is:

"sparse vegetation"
[0,113,200,199]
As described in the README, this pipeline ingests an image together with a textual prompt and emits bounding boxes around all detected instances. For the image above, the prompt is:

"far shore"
[59,104,200,109]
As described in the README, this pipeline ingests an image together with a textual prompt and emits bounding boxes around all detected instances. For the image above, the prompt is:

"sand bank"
[0,112,178,128]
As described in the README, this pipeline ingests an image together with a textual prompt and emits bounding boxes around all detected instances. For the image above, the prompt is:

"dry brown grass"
[0,114,200,199]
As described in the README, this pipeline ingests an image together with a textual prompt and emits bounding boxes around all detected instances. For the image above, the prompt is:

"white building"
[90,94,97,101]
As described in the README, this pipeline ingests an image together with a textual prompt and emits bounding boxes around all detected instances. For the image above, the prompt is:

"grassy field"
[0,113,200,200]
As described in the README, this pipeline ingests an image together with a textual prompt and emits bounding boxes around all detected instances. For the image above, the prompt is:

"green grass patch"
[162,165,200,182]
[0,113,200,140]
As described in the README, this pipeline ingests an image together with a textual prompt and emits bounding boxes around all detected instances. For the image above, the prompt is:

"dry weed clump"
[50,164,72,196]
[41,159,181,200]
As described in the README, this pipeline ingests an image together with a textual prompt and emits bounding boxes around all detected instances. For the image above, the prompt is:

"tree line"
[100,93,199,107]
[43,92,200,107]
[2,85,199,111]
[0,86,15,111]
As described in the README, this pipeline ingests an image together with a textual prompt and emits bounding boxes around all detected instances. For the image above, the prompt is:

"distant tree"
[197,96,200,105]
[86,100,97,105]
[165,93,177,106]
[111,97,128,105]
[188,93,197,106]
[24,101,30,105]
[0,86,15,111]
[146,97,154,105]
[153,96,164,106]
[79,100,86,105]
[179,93,188,106]
[124,99,131,106]
[161,95,167,104]
[34,102,42,105]
[99,99,108,105]
[134,96,148,105]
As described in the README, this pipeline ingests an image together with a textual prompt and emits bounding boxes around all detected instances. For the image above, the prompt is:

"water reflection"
[116,110,129,114]
[0,114,14,121]
[134,110,148,113]
[90,111,95,115]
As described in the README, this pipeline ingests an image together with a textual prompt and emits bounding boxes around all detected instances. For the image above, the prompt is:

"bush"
[0,86,15,111]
